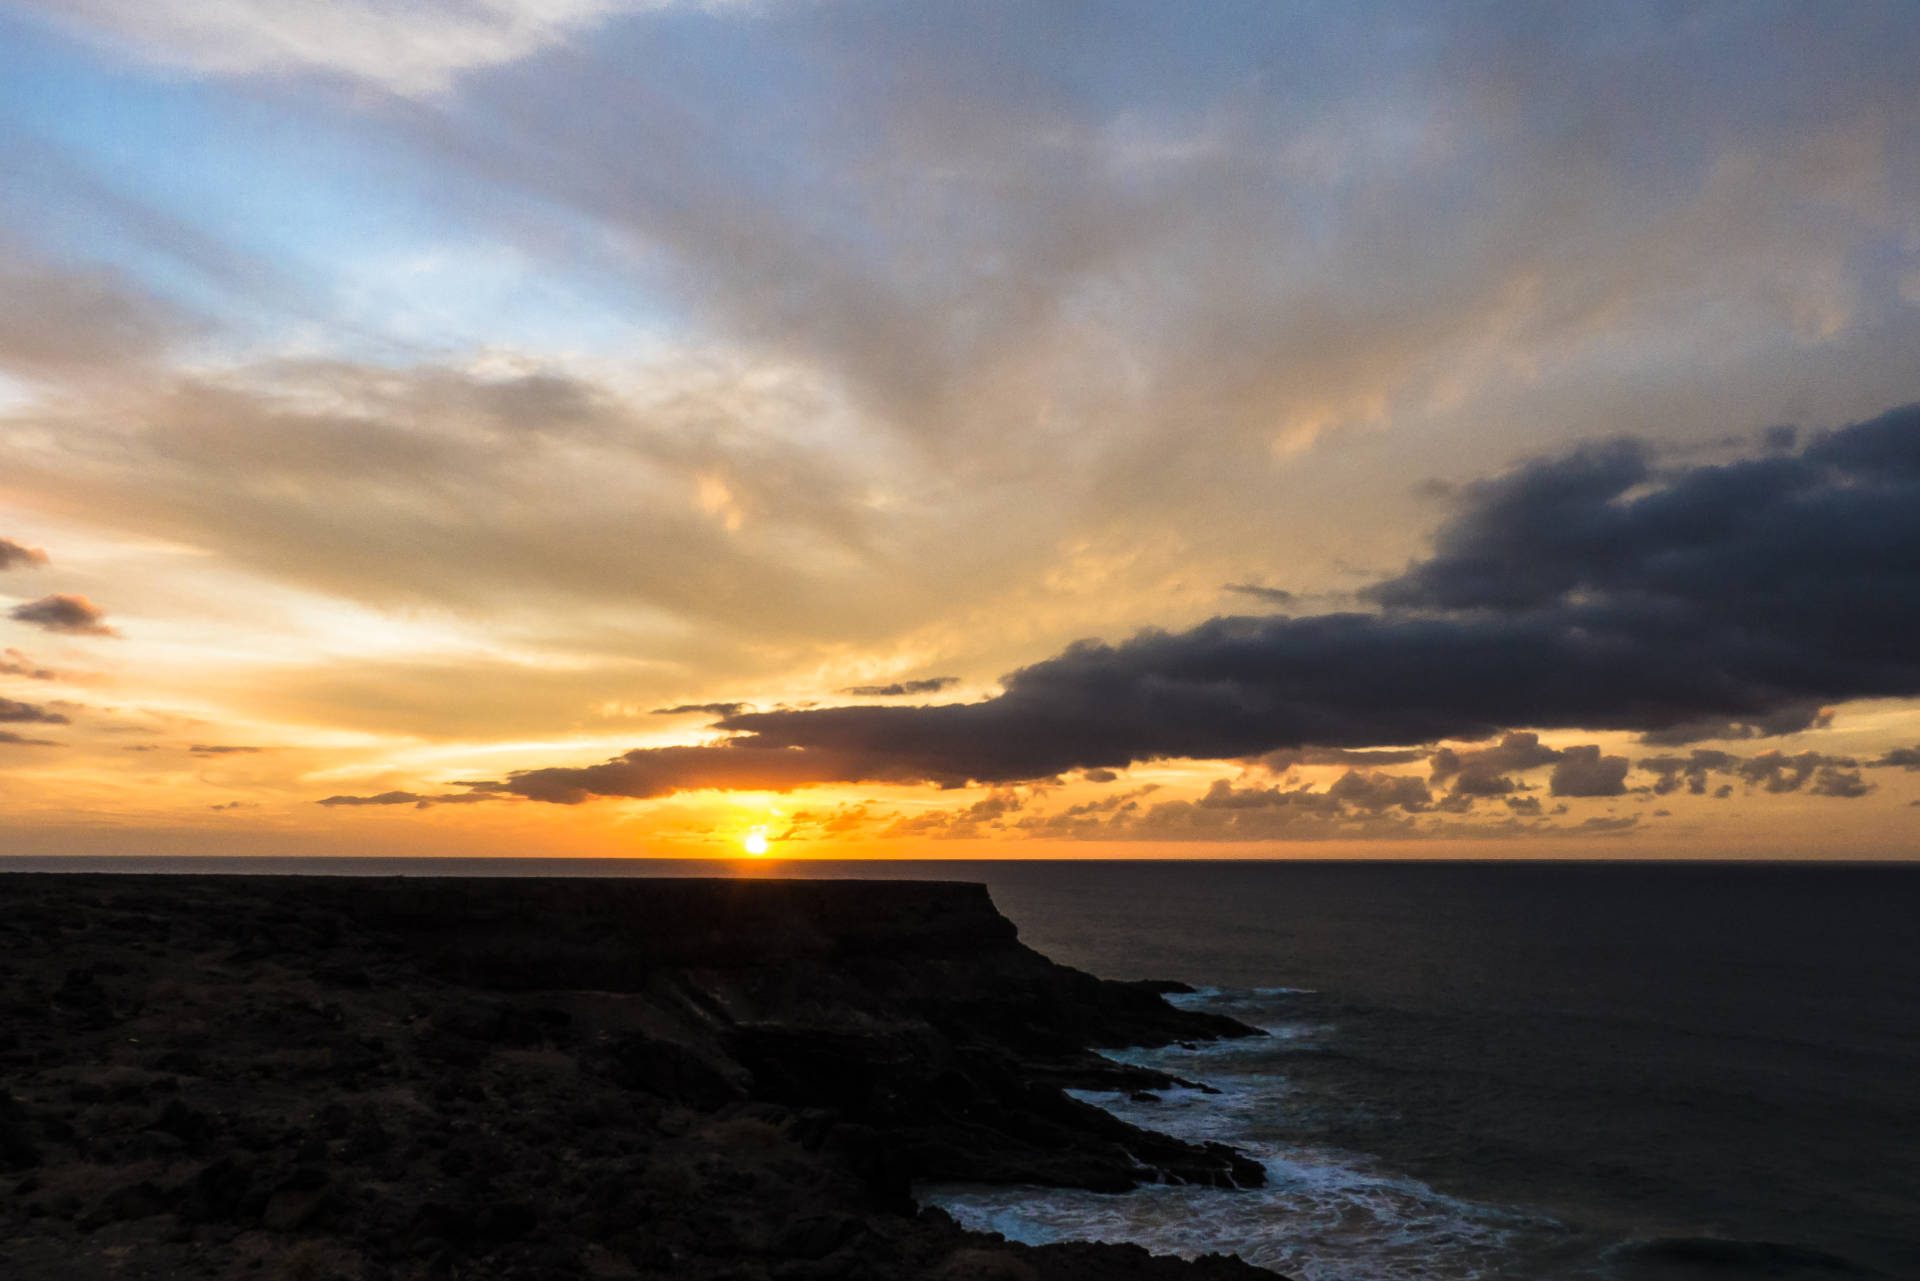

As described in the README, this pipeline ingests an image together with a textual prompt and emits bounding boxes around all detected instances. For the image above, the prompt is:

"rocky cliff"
[0,873,1284,1280]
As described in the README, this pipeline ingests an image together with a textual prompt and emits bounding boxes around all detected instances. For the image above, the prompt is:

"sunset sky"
[4,1,1919,860]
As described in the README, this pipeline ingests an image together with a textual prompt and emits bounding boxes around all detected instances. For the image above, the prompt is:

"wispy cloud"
[0,697,70,724]
[838,677,958,698]
[9,0,711,97]
[10,594,116,636]
[0,537,49,571]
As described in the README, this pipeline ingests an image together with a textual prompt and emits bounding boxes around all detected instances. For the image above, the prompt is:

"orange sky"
[4,3,1920,860]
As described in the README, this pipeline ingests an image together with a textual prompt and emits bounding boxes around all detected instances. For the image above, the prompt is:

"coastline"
[0,873,1285,1281]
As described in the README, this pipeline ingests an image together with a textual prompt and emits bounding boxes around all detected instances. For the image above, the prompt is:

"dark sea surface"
[10,856,1918,1280]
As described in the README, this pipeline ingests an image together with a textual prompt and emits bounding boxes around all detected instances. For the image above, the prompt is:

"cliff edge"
[0,873,1284,1281]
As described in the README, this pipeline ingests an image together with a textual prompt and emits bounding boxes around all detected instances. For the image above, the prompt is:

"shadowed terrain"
[0,874,1282,1280]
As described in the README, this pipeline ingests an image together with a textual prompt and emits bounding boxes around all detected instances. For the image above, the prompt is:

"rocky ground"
[0,873,1288,1280]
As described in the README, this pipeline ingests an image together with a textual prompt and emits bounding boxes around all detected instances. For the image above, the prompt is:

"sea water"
[11,856,1917,1278]
[916,861,1920,1281]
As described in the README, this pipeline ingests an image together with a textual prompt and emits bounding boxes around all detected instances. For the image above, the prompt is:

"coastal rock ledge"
[0,873,1287,1281]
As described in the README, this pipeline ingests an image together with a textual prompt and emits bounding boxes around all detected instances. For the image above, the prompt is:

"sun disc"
[742,831,769,856]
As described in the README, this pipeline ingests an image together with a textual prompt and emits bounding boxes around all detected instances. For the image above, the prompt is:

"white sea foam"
[922,1130,1555,1281]
[1166,985,1317,1003]
[922,1140,1545,1281]
[920,994,1556,1281]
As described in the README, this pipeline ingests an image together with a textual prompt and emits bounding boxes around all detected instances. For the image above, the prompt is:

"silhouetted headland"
[1,873,1282,1280]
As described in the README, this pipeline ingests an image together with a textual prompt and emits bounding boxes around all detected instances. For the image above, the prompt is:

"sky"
[3,0,1920,861]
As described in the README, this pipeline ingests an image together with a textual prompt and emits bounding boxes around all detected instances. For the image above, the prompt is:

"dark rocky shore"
[0,873,1287,1281]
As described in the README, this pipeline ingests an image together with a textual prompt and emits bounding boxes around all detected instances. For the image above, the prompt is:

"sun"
[741,830,770,857]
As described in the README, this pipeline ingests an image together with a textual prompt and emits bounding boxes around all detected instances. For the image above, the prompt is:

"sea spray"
[920,986,1561,1281]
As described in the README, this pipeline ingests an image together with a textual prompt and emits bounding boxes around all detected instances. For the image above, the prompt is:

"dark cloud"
[0,648,58,680]
[1255,746,1429,772]
[651,702,752,718]
[1450,769,1521,797]
[1639,749,1739,796]
[189,744,265,755]
[0,729,61,747]
[0,538,48,571]
[1325,769,1433,812]
[1223,584,1295,605]
[1548,745,1630,798]
[1080,767,1119,783]
[1637,747,1870,799]
[9,593,116,636]
[1735,750,1861,795]
[1637,701,1833,746]
[1868,746,1920,770]
[0,697,69,725]
[838,677,961,698]
[444,406,1920,804]
[1808,768,1872,799]
[1429,732,1563,795]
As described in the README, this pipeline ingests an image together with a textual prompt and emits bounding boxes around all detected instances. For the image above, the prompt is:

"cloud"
[1637,702,1833,747]
[1869,745,1920,770]
[0,698,70,725]
[1639,749,1739,796]
[1569,816,1640,835]
[1429,731,1563,795]
[189,744,266,755]
[0,252,191,381]
[838,677,960,697]
[0,730,61,747]
[0,538,49,571]
[317,789,498,809]
[1047,778,1404,843]
[651,702,752,718]
[1325,769,1433,812]
[1254,745,1430,771]
[1637,747,1869,800]
[0,357,925,663]
[10,0,690,97]
[501,742,903,804]
[11,3,1920,766]
[1736,750,1864,795]
[1223,584,1294,605]
[882,787,1029,840]
[1808,768,1872,799]
[1548,745,1630,798]
[1014,774,1639,844]
[0,649,59,680]
[775,801,883,841]
[9,594,116,636]
[469,405,1920,804]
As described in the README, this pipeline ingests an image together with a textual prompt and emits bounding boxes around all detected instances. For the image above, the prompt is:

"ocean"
[10,856,1917,1279]
[921,860,1920,1281]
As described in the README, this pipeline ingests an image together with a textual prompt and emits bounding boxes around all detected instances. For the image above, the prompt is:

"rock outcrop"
[0,873,1283,1280]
